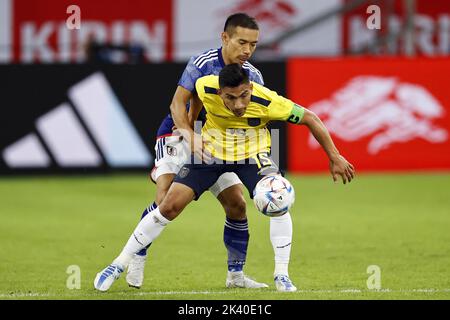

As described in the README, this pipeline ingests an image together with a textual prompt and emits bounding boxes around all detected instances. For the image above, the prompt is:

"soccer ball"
[253,175,295,217]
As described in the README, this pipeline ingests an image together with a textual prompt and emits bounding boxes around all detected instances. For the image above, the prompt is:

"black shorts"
[173,153,280,200]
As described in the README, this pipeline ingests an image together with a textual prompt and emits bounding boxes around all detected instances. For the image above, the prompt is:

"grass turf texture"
[0,173,449,300]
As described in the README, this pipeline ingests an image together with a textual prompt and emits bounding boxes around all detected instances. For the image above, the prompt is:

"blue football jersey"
[157,47,264,138]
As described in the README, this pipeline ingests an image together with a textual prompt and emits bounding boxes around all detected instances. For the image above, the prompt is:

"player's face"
[222,27,259,65]
[219,83,253,117]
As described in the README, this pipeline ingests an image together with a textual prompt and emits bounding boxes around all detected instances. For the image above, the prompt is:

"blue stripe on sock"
[141,201,157,220]
[226,217,248,225]
[224,223,248,231]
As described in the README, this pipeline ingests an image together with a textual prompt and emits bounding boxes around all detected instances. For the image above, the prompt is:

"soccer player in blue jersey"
[94,64,355,292]
[96,13,295,292]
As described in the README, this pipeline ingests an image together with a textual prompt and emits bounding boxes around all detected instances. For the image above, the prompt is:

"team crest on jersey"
[179,166,190,178]
[166,145,177,156]
[248,118,261,127]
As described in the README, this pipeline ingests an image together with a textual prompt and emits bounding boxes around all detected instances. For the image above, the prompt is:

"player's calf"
[217,185,247,220]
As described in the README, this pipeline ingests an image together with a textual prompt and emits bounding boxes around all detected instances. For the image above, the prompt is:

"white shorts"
[153,135,242,197]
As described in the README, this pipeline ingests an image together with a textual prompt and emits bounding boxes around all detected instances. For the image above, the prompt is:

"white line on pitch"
[1,288,450,298]
[0,290,229,298]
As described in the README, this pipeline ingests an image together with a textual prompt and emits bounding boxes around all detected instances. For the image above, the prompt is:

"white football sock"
[113,207,170,268]
[270,212,293,276]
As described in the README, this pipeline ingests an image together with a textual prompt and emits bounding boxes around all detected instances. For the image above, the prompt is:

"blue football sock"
[223,217,249,272]
[136,201,157,256]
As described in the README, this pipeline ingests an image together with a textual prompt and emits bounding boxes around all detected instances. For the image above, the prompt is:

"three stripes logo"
[2,72,152,169]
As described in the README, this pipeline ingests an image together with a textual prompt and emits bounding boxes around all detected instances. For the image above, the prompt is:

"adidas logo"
[2,72,152,168]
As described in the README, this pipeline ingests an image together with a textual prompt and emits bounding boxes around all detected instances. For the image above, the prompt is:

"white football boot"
[126,254,147,288]
[94,263,124,292]
[226,271,269,289]
[274,274,297,292]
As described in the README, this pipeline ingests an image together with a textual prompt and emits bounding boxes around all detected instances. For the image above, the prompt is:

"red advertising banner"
[287,57,450,172]
[343,0,450,56]
[7,0,172,63]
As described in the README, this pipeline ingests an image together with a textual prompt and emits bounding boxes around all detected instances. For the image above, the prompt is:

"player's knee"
[158,201,180,221]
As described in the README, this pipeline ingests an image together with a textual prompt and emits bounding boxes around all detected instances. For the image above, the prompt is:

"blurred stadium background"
[0,0,449,300]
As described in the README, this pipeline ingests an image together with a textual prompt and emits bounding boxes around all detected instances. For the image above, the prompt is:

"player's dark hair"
[224,13,259,34]
[219,63,250,89]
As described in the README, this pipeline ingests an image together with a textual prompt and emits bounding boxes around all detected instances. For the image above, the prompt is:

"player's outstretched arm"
[300,109,355,184]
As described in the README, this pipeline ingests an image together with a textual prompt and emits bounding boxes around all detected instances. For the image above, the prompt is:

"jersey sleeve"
[268,92,305,124]
[195,77,206,103]
[243,61,264,86]
[195,75,220,115]
[177,56,204,92]
[250,71,264,85]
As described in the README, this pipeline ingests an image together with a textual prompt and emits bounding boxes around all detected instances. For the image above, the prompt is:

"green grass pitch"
[0,173,449,300]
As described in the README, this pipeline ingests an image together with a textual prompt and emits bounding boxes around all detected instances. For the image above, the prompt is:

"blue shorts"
[173,153,279,200]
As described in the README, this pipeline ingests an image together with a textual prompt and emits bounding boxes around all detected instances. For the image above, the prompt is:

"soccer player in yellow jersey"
[196,74,303,163]
[95,63,354,292]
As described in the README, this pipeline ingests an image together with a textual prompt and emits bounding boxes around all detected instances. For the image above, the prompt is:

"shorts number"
[255,153,272,169]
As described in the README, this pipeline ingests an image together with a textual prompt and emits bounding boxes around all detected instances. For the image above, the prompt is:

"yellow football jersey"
[196,75,305,161]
